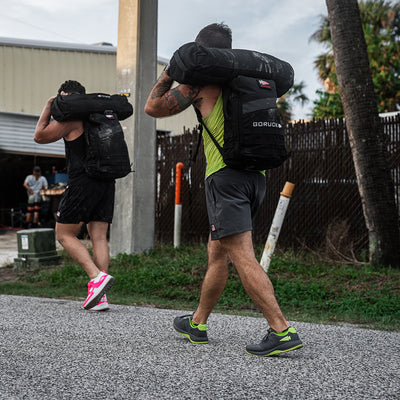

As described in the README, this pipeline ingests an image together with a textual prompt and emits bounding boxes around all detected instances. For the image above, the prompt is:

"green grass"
[1,243,399,330]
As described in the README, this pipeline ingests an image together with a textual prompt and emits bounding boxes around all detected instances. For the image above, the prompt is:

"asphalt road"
[0,295,399,400]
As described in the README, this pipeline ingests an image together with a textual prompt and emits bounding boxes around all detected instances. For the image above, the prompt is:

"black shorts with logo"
[56,175,115,224]
[205,168,266,240]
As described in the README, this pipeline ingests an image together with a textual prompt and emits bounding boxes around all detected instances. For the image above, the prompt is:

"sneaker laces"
[262,328,272,342]
[263,327,291,341]
[262,328,279,342]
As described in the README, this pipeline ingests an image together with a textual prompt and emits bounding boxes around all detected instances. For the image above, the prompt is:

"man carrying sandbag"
[34,80,118,311]
[145,23,303,357]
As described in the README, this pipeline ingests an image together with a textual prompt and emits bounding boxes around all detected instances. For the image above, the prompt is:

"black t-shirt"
[63,133,86,181]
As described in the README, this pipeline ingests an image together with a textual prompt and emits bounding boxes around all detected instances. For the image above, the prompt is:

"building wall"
[0,38,197,135]
[0,44,116,115]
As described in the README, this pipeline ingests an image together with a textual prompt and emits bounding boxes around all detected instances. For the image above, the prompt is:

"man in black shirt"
[34,80,115,311]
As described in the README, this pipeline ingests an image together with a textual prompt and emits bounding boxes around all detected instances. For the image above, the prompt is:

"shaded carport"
[0,111,66,227]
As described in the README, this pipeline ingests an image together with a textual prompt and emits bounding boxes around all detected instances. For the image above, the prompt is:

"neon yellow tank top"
[201,91,265,177]
[202,92,226,177]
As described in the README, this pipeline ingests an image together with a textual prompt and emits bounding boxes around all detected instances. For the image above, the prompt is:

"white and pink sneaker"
[89,294,110,311]
[82,271,115,310]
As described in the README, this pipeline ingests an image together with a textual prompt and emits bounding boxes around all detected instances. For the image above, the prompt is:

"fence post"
[174,162,184,248]
[260,182,295,273]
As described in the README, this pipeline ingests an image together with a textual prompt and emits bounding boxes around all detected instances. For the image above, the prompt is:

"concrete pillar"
[110,0,158,255]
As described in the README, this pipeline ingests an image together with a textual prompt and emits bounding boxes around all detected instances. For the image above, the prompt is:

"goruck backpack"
[51,93,133,180]
[83,110,132,181]
[195,75,287,171]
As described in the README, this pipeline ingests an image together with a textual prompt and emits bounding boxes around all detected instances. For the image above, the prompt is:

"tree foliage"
[277,81,309,123]
[312,0,400,119]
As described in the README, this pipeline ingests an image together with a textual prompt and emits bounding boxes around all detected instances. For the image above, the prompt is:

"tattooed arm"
[144,70,202,117]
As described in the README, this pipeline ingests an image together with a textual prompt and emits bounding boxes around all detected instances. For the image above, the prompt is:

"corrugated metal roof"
[0,36,169,64]
[0,36,117,54]
[0,111,65,157]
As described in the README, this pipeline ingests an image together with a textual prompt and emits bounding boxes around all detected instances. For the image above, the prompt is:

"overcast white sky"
[0,0,329,119]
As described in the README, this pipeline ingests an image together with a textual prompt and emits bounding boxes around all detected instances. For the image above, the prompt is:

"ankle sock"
[190,318,207,331]
[190,318,199,328]
[273,327,290,335]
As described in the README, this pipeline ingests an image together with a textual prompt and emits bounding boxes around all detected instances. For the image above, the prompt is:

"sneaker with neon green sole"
[246,327,303,356]
[173,314,208,344]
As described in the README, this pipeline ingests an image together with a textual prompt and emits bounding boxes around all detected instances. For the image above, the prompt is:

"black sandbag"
[168,42,294,97]
[51,93,133,122]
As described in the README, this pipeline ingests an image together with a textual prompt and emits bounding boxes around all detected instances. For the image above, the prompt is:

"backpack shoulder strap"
[193,106,223,159]
[191,107,203,163]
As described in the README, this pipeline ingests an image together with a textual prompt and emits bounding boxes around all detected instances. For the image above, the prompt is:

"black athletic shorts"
[205,167,266,240]
[56,175,115,224]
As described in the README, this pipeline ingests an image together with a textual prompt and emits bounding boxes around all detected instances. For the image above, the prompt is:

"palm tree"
[326,0,400,267]
[277,81,309,123]
[312,0,400,117]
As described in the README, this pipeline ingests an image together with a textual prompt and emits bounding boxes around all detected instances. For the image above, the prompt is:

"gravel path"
[1,295,399,399]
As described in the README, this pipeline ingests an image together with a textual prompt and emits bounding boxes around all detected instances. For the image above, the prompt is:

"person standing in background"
[23,166,48,228]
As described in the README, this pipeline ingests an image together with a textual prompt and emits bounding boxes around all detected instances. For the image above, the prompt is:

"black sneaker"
[246,327,303,356]
[173,314,208,344]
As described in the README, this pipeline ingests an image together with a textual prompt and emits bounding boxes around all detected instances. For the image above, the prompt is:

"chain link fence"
[155,116,400,251]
